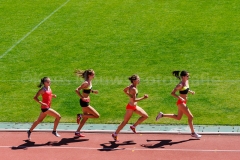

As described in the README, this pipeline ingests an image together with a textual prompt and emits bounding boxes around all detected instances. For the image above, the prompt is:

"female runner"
[74,69,100,137]
[156,70,201,138]
[112,75,149,141]
[27,77,61,140]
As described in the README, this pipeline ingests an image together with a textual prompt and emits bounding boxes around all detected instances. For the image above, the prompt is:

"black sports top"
[179,86,189,94]
[83,84,92,94]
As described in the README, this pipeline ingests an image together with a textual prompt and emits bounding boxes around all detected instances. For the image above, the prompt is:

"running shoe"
[112,133,118,141]
[75,132,85,137]
[52,131,60,137]
[130,125,136,134]
[191,132,202,139]
[27,130,31,140]
[156,112,163,121]
[77,114,82,124]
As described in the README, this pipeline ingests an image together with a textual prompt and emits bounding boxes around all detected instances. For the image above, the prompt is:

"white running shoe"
[191,132,202,139]
[52,131,60,137]
[156,112,163,121]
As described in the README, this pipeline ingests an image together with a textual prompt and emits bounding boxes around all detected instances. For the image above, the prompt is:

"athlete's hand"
[82,97,90,102]
[189,90,195,95]
[93,90,99,94]
[143,94,148,99]
[52,94,57,98]
[41,103,49,107]
[179,96,185,101]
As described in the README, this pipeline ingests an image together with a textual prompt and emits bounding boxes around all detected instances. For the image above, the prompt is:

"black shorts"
[41,108,49,112]
[79,99,89,107]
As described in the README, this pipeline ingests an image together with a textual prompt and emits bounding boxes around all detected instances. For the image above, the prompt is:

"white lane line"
[0,0,70,59]
[2,145,240,152]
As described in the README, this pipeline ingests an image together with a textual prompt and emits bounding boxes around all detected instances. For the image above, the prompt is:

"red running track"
[0,132,240,160]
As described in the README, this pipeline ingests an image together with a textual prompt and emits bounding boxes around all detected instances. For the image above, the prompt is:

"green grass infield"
[0,0,240,125]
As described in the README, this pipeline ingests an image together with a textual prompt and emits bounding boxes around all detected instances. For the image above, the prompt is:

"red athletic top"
[41,87,52,109]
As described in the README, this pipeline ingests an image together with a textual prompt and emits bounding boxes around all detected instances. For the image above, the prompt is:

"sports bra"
[83,84,92,94]
[179,85,189,94]
[129,86,138,98]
